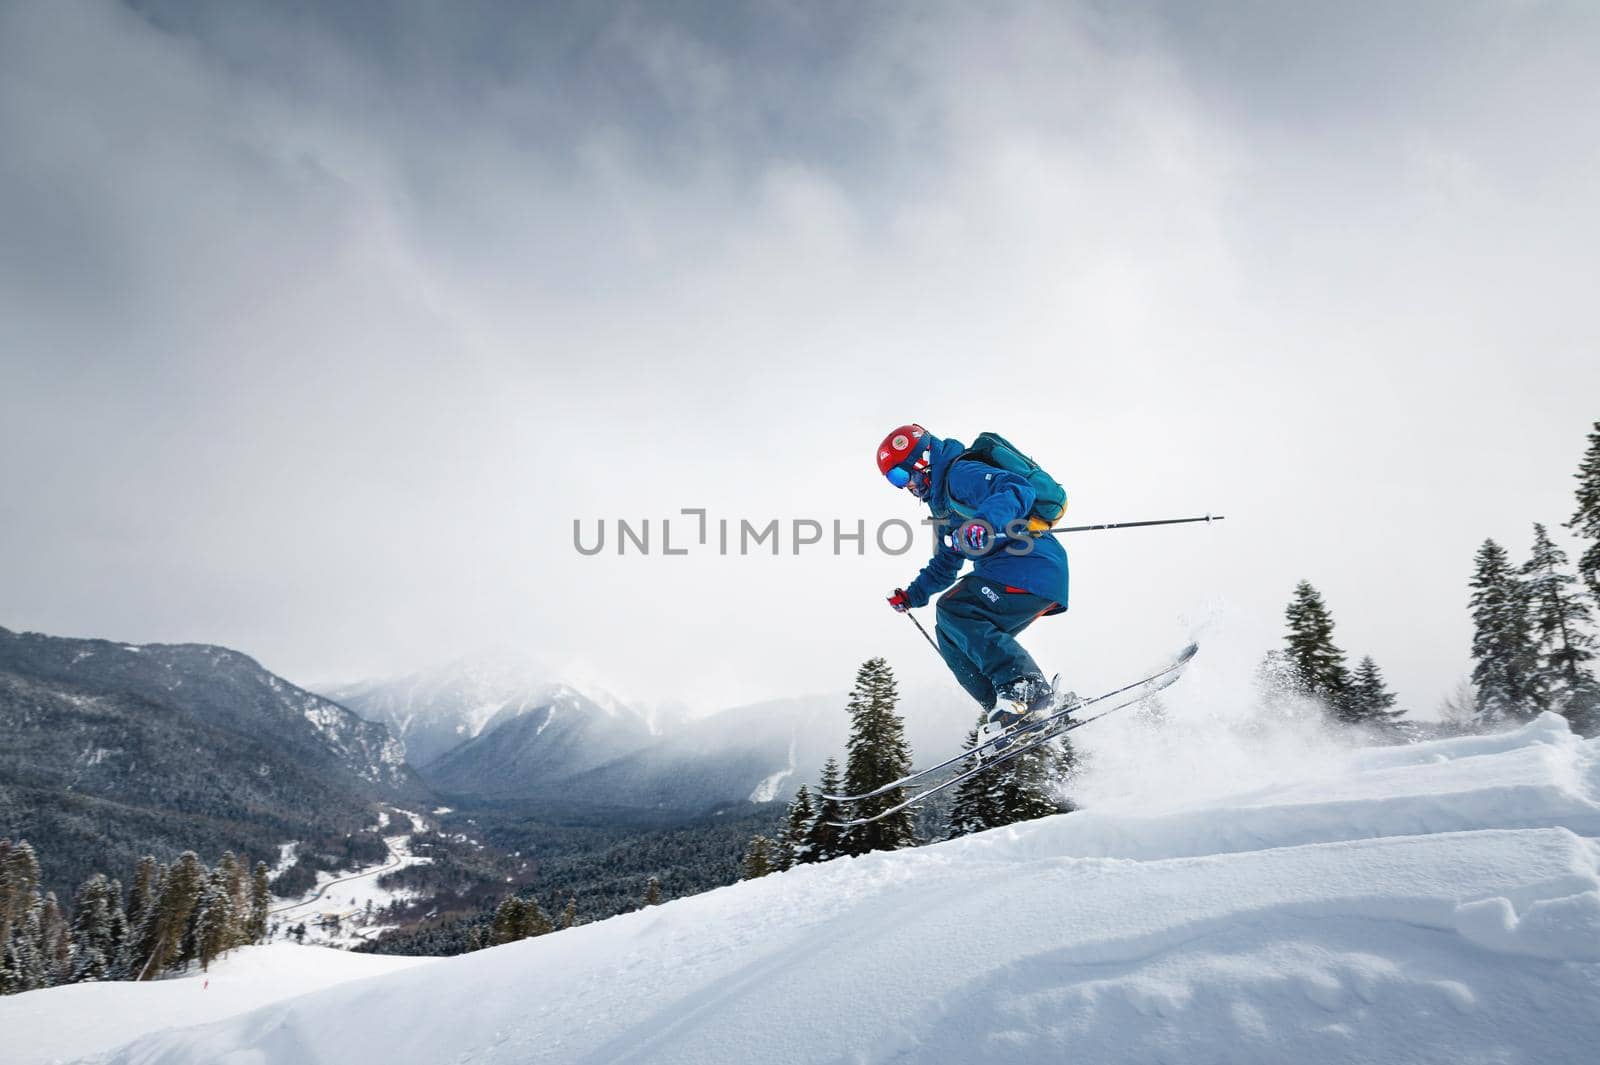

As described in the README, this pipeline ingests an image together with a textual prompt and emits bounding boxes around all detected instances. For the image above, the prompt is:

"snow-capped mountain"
[40,713,1600,1065]
[326,659,658,769]
[0,625,424,899]
[338,660,980,811]
[422,685,658,799]
[545,684,983,812]
[536,693,847,812]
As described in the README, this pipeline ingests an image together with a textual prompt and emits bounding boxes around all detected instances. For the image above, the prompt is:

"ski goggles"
[885,454,930,488]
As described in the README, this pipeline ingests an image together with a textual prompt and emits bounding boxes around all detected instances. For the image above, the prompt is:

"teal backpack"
[949,431,1068,533]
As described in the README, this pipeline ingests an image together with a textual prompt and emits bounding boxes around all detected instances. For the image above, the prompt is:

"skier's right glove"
[887,588,911,613]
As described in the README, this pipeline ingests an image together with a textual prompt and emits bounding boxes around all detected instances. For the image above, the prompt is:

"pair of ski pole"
[899,513,1225,651]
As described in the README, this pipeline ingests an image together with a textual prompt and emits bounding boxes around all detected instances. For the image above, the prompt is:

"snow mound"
[79,715,1600,1063]
[0,945,431,1065]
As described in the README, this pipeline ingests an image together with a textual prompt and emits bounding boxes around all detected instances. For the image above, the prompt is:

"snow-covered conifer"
[1284,581,1350,712]
[994,739,1064,825]
[1470,539,1541,723]
[741,835,775,879]
[1522,523,1599,734]
[216,852,248,947]
[1345,657,1404,724]
[1568,420,1600,604]
[945,719,998,840]
[125,858,165,980]
[488,896,529,946]
[69,874,124,983]
[0,839,39,954]
[840,658,917,855]
[6,896,48,993]
[195,872,235,971]
[776,786,815,869]
[137,852,202,979]
[246,862,271,944]
[804,759,848,862]
[644,876,662,907]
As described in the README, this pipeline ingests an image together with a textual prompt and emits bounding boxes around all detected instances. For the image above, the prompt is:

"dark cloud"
[3,0,1598,711]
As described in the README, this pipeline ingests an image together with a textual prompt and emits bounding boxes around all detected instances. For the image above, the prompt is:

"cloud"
[3,0,1598,715]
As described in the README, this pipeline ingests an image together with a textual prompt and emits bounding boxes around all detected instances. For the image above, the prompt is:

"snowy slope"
[0,946,431,1065]
[69,712,1600,1065]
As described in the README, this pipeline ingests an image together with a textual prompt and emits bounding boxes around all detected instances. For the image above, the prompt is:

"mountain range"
[332,664,978,815]
[1,621,981,902]
[327,660,660,770]
[0,625,424,900]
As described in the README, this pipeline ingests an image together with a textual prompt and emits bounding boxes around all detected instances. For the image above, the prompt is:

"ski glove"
[960,521,990,553]
[887,588,911,613]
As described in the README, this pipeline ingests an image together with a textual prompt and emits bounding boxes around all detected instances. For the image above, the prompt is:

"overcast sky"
[3,0,1598,715]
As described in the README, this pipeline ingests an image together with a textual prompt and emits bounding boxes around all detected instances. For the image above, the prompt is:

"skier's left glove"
[960,521,990,553]
[887,588,911,613]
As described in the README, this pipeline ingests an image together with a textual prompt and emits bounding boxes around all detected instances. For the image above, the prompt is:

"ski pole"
[1045,513,1225,535]
[904,609,940,656]
[970,513,1226,548]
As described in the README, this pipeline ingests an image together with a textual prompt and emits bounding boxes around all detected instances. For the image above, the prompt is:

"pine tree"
[137,852,202,979]
[125,856,159,939]
[488,897,530,946]
[839,658,917,855]
[1469,538,1542,723]
[643,876,662,907]
[9,896,48,992]
[105,878,130,979]
[69,874,125,983]
[194,873,234,972]
[740,836,774,880]
[1344,656,1404,724]
[126,858,166,980]
[994,739,1065,823]
[0,839,40,954]
[525,898,553,937]
[216,852,248,948]
[246,862,271,945]
[945,718,1001,840]
[803,759,847,863]
[560,897,577,930]
[1522,522,1599,733]
[1284,581,1350,712]
[1567,420,1600,604]
[776,786,815,870]
[1,844,44,997]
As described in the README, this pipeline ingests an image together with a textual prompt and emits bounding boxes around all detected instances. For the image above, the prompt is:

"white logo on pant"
[980,585,999,603]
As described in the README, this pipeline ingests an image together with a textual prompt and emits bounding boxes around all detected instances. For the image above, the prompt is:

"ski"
[821,642,1198,804]
[826,642,1198,827]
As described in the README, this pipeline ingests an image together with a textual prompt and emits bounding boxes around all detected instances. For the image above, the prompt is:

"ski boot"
[977,675,1056,757]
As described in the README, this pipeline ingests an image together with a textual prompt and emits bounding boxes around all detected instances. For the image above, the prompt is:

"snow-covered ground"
[266,811,432,948]
[47,711,1600,1064]
[0,945,432,1065]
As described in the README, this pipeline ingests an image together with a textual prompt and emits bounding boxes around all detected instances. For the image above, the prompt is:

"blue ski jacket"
[902,435,1070,611]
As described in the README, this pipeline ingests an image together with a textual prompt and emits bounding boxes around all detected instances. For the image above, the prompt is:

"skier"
[879,424,1070,748]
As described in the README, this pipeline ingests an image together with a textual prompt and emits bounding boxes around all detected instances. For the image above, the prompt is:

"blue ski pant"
[934,575,1060,711]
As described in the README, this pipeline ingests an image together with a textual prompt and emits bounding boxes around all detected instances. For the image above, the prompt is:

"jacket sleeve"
[904,538,965,607]
[946,461,1037,533]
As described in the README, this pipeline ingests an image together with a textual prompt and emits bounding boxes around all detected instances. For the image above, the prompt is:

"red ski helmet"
[876,424,928,480]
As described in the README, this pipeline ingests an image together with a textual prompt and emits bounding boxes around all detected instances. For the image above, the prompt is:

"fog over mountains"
[327,660,659,770]
[332,660,982,814]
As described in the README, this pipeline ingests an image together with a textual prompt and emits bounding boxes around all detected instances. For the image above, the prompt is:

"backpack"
[948,431,1067,533]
